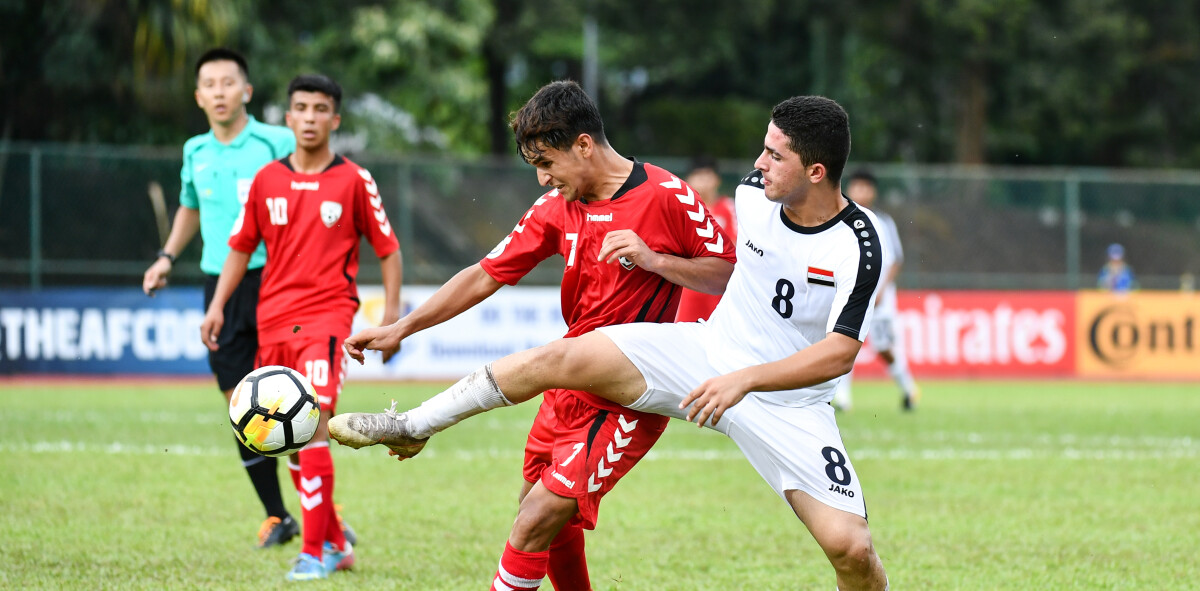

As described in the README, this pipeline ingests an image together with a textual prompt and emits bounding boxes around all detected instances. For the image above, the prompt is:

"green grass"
[1,379,1198,590]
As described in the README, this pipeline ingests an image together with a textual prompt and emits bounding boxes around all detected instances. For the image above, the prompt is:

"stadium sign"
[349,285,568,380]
[5,287,1196,380]
[1076,291,1200,379]
[853,290,1076,378]
[0,288,209,374]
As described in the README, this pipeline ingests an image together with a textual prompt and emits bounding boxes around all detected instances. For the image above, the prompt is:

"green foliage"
[5,0,1200,165]
[618,97,767,159]
[2,379,1199,589]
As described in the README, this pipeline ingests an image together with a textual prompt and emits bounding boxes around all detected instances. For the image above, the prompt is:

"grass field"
[1,378,1198,590]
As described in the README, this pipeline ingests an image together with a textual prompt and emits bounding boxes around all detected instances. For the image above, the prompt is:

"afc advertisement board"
[2,287,1195,380]
[0,286,567,380]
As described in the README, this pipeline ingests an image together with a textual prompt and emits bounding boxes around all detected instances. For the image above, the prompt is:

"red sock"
[297,444,337,558]
[491,541,547,591]
[547,522,591,591]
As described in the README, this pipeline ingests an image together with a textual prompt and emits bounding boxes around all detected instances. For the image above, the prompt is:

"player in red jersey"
[675,156,738,322]
[339,80,735,591]
[201,74,402,582]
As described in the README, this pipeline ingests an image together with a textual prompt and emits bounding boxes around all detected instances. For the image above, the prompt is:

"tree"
[0,0,246,143]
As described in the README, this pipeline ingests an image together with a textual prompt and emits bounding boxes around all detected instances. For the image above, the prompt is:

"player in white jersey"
[330,96,890,590]
[832,169,920,412]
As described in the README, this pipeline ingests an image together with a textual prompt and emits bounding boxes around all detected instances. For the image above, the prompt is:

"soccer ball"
[229,366,321,457]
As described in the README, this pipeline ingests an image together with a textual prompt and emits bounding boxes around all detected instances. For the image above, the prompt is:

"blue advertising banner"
[0,288,210,375]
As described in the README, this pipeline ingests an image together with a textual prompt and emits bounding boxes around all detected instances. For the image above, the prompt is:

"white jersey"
[704,170,885,406]
[868,208,903,319]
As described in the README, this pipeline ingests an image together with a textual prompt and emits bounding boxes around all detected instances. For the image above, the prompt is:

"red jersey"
[675,195,737,322]
[481,161,736,408]
[230,155,400,345]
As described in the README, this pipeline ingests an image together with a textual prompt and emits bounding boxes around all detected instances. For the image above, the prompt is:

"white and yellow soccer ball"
[229,366,321,457]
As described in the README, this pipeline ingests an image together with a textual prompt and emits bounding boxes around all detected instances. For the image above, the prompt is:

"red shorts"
[524,389,669,530]
[256,336,347,413]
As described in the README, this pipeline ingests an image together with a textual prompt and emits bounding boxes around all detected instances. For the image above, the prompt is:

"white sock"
[406,365,514,438]
[887,354,916,395]
[832,370,854,408]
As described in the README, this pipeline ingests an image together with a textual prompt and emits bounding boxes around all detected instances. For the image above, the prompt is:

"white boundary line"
[4,441,1197,461]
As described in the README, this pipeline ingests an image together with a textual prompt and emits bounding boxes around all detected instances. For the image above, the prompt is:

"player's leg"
[264,337,350,580]
[879,346,919,411]
[206,271,296,548]
[831,369,854,412]
[870,316,919,411]
[519,394,593,591]
[497,395,668,591]
[785,490,887,591]
[724,399,887,590]
[492,482,574,591]
[298,338,352,574]
[547,518,589,591]
[329,331,647,452]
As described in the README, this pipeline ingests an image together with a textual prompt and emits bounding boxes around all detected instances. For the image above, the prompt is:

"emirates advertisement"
[853,291,1077,378]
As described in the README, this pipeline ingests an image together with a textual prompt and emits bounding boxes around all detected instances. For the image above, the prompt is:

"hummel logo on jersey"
[587,213,613,222]
[291,181,319,191]
[807,266,835,287]
[745,239,764,257]
[551,471,576,489]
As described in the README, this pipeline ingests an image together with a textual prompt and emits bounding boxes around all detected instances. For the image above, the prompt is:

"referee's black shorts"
[203,268,262,392]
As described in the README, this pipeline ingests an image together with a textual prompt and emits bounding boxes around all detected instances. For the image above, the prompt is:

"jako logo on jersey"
[320,201,343,227]
[807,266,835,287]
[586,213,613,222]
[291,181,319,191]
[745,239,764,257]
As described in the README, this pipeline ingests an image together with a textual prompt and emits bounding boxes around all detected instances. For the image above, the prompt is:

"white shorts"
[597,322,868,517]
[868,315,896,352]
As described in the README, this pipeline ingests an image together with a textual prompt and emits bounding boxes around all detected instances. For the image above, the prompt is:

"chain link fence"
[2,143,1197,290]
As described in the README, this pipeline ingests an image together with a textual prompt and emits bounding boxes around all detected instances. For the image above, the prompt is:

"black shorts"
[203,269,262,392]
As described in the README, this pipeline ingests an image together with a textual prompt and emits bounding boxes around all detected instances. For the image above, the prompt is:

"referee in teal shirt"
[142,48,318,550]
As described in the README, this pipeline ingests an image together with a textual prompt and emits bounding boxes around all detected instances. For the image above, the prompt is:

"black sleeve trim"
[739,169,764,189]
[833,205,883,340]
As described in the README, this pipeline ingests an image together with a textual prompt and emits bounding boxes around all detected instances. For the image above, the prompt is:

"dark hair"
[287,74,343,112]
[195,48,249,80]
[770,96,851,183]
[510,80,607,163]
[846,169,877,188]
[687,155,719,176]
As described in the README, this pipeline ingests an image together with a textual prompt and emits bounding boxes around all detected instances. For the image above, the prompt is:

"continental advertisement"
[1076,290,1200,379]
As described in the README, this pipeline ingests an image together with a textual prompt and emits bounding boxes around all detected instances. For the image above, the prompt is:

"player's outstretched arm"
[200,249,251,351]
[344,263,504,364]
[377,250,404,362]
[142,206,200,295]
[597,229,734,294]
[682,332,861,427]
